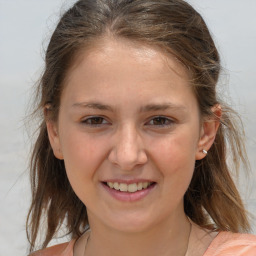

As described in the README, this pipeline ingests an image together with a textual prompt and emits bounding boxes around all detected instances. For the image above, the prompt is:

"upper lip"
[102,179,155,184]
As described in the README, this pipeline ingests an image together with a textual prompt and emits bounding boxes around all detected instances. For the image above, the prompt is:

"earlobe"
[195,105,221,160]
[46,121,64,160]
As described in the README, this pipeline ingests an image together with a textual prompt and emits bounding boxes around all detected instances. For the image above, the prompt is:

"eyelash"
[81,116,174,128]
[81,116,110,126]
[146,116,174,127]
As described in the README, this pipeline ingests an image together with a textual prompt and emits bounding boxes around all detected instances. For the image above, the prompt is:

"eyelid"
[81,115,111,126]
[80,115,175,128]
[145,116,175,127]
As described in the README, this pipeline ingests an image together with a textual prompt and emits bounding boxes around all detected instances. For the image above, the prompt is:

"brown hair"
[26,0,251,252]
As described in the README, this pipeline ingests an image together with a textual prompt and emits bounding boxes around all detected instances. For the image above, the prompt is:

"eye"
[146,116,174,126]
[81,116,109,126]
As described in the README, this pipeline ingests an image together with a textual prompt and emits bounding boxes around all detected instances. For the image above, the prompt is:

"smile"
[106,181,154,193]
[102,180,156,202]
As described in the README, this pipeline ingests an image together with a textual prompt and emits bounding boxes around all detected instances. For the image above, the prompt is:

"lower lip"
[102,183,156,202]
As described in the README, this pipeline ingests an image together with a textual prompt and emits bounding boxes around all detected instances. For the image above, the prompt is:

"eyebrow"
[72,102,114,111]
[139,103,187,113]
[72,101,187,113]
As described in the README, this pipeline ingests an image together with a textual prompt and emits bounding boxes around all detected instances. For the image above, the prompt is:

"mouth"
[103,181,155,193]
[101,180,156,202]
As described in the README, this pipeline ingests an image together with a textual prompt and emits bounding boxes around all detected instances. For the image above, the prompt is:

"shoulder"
[29,240,75,256]
[204,232,256,256]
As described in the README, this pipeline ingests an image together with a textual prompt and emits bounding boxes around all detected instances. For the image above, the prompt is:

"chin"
[103,212,161,234]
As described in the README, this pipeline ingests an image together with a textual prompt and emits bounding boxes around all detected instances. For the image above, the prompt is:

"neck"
[83,212,191,256]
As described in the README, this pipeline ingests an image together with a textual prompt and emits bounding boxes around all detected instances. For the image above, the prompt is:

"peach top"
[203,232,256,256]
[31,232,256,256]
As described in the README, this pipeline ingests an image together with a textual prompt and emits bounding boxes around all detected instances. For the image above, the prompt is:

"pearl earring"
[202,149,208,154]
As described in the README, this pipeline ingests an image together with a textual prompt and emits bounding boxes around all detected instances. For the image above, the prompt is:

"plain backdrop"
[0,1,255,255]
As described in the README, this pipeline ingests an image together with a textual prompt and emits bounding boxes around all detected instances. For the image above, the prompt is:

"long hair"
[26,0,250,252]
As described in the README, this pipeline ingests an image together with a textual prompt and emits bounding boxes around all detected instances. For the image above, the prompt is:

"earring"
[202,149,208,154]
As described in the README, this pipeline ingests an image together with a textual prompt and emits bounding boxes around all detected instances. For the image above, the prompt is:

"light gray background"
[0,1,255,255]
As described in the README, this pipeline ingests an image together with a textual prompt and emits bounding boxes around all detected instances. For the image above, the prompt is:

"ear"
[195,105,221,160]
[45,108,63,160]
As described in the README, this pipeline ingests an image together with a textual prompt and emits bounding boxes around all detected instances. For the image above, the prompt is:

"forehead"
[65,37,190,85]
[61,37,197,112]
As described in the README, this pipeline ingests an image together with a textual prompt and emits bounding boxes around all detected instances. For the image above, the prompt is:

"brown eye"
[82,116,108,126]
[153,117,167,125]
[147,116,173,126]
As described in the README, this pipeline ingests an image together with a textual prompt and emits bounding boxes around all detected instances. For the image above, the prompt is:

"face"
[47,38,218,233]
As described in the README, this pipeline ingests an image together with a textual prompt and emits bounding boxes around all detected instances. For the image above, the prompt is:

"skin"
[47,37,220,256]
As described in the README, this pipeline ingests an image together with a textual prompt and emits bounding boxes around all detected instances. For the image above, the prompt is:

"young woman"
[27,0,256,255]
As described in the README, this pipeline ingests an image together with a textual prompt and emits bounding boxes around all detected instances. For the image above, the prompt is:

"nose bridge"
[120,123,138,156]
[109,122,147,170]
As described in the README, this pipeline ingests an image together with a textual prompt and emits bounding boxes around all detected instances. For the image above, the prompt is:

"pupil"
[154,117,165,125]
[91,117,102,124]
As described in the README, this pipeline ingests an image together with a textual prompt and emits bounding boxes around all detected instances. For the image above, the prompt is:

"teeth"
[119,183,128,192]
[106,181,152,192]
[108,182,114,188]
[113,182,119,190]
[137,182,143,190]
[128,183,137,192]
[142,182,148,189]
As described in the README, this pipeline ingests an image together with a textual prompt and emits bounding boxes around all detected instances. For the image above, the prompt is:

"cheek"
[148,129,199,177]
[59,132,110,205]
[59,129,108,183]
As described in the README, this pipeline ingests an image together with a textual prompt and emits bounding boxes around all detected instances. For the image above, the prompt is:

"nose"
[108,124,148,171]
